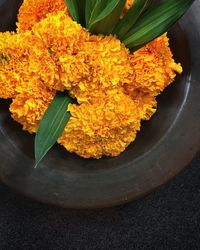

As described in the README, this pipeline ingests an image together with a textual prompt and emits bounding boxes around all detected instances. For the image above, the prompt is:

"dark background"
[0,154,200,250]
[1,0,200,249]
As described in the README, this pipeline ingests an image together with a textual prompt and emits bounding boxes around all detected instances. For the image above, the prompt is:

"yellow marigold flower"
[124,34,183,98]
[17,0,67,32]
[0,30,59,98]
[58,90,149,159]
[0,32,15,99]
[0,32,31,99]
[69,35,133,103]
[32,11,89,91]
[128,90,157,121]
[10,82,55,133]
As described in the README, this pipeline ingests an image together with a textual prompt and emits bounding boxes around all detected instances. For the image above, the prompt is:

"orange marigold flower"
[10,82,55,133]
[32,11,89,91]
[128,90,157,121]
[58,90,149,159]
[17,0,67,32]
[0,32,16,99]
[0,32,31,99]
[124,34,183,98]
[0,30,59,98]
[69,34,133,103]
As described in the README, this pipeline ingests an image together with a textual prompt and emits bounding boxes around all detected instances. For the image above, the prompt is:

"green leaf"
[35,92,73,167]
[77,0,87,26]
[88,0,126,35]
[139,0,157,16]
[112,0,152,39]
[64,0,80,23]
[65,0,86,26]
[85,0,100,28]
[122,0,194,51]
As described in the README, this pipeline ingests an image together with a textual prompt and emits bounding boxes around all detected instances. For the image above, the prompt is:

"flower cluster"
[17,0,66,32]
[0,0,182,158]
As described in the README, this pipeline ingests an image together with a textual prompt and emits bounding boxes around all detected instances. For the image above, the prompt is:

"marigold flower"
[32,11,89,91]
[0,30,59,98]
[69,34,133,103]
[58,90,154,159]
[10,82,55,133]
[17,0,66,32]
[124,34,183,98]
[0,32,31,99]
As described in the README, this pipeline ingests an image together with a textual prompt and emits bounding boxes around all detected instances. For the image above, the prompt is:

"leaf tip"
[34,160,40,169]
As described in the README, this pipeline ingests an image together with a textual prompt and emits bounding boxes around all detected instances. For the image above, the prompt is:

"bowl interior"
[1,4,196,207]
[0,24,190,172]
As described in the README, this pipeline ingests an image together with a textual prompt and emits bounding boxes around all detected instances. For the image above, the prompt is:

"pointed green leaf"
[88,0,109,28]
[112,0,152,39]
[85,0,100,28]
[77,0,87,26]
[138,0,157,17]
[65,0,86,26]
[64,0,80,23]
[35,92,73,167]
[122,0,194,51]
[88,0,126,35]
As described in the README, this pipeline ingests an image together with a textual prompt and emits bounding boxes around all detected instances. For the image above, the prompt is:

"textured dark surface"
[1,0,200,248]
[0,153,200,249]
[0,0,23,31]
